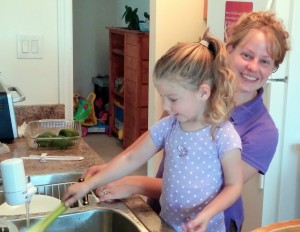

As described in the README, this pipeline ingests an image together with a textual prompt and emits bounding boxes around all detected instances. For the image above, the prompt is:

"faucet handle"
[78,178,89,205]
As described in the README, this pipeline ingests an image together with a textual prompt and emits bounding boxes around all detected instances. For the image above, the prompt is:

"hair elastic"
[199,40,209,48]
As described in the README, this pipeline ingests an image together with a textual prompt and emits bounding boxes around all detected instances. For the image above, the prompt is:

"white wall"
[0,0,59,105]
[73,0,115,98]
[147,0,207,176]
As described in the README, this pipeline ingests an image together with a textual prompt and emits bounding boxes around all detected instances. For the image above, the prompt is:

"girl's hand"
[62,182,90,207]
[181,214,210,232]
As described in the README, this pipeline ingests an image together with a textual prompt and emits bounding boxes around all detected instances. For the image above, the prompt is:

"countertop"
[0,138,173,232]
[0,138,102,176]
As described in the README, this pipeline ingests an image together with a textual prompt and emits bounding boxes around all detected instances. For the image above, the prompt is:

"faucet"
[0,158,37,205]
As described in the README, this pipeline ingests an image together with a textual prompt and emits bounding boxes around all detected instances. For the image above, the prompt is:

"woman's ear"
[199,84,211,100]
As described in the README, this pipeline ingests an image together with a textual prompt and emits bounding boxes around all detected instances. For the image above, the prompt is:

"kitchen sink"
[10,207,148,232]
[0,172,90,207]
[0,172,150,232]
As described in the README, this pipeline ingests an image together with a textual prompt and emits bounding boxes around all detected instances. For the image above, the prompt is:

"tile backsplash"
[14,104,65,126]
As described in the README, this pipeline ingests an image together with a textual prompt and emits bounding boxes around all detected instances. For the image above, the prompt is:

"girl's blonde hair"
[153,32,236,134]
[226,11,290,70]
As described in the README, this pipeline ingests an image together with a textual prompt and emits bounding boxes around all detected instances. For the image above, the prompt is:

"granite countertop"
[0,138,102,176]
[0,138,173,232]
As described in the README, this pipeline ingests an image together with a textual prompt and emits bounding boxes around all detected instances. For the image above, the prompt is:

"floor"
[83,133,147,176]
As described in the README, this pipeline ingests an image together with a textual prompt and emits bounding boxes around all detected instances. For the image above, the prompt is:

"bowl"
[24,120,82,150]
[139,22,149,32]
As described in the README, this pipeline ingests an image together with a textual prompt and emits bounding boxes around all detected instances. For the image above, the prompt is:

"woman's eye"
[261,59,271,66]
[170,98,177,102]
[241,52,251,59]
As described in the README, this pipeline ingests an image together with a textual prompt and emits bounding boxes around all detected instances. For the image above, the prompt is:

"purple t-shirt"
[224,88,278,231]
[148,88,278,232]
[150,116,241,232]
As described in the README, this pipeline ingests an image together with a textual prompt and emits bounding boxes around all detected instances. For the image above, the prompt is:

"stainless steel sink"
[10,207,148,232]
[0,172,151,232]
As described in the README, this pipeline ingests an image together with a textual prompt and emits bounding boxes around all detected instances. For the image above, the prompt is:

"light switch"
[17,35,43,59]
[31,40,38,53]
[22,40,29,53]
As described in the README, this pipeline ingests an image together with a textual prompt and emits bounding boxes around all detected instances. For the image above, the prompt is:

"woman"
[82,11,290,232]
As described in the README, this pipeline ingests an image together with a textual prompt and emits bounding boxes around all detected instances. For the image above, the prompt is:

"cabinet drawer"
[125,105,148,130]
[124,80,138,107]
[139,107,148,129]
[125,44,138,58]
[125,67,149,88]
[141,37,149,61]
[126,33,139,45]
[125,82,148,107]
[125,56,138,70]
[125,68,138,84]
[141,61,149,84]
[140,85,148,107]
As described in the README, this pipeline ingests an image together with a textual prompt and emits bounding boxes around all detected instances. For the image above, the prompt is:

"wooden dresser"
[108,27,149,148]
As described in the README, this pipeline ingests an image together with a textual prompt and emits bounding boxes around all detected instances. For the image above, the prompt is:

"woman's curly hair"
[226,11,290,70]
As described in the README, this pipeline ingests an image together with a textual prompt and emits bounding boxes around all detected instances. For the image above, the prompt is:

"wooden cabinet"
[108,27,149,148]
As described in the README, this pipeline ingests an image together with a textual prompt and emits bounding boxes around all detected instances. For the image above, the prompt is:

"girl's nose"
[162,100,170,112]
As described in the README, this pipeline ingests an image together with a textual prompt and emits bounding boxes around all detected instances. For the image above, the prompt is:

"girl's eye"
[170,98,177,102]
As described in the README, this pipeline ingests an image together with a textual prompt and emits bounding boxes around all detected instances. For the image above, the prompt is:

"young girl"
[63,34,242,232]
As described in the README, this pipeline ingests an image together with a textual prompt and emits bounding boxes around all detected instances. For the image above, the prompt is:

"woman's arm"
[242,161,259,183]
[95,158,255,203]
[183,148,243,232]
[98,176,162,201]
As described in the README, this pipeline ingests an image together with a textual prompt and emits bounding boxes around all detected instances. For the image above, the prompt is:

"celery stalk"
[27,203,67,232]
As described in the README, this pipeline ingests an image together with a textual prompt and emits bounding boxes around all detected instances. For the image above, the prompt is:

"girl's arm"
[183,148,242,232]
[63,131,159,206]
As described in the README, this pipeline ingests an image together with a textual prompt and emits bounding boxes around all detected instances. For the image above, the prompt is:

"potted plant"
[139,12,150,32]
[121,5,140,30]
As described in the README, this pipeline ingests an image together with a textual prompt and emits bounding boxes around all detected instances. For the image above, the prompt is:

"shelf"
[108,27,149,148]
[112,49,124,56]
[112,89,124,98]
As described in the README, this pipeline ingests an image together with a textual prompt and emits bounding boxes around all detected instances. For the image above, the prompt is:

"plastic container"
[24,120,82,150]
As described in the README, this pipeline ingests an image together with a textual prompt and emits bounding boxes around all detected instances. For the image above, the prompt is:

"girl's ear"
[199,84,211,100]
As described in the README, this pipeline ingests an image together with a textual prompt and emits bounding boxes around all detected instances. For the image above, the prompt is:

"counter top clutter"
[0,138,173,231]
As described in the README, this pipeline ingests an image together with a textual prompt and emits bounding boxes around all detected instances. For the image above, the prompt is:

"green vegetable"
[36,131,57,147]
[27,203,67,232]
[58,128,79,137]
[51,136,73,149]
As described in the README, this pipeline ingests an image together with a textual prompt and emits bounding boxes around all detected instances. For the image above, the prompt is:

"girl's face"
[154,76,208,124]
[227,29,276,103]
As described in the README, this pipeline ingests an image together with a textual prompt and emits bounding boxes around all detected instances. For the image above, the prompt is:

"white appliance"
[207,0,300,231]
